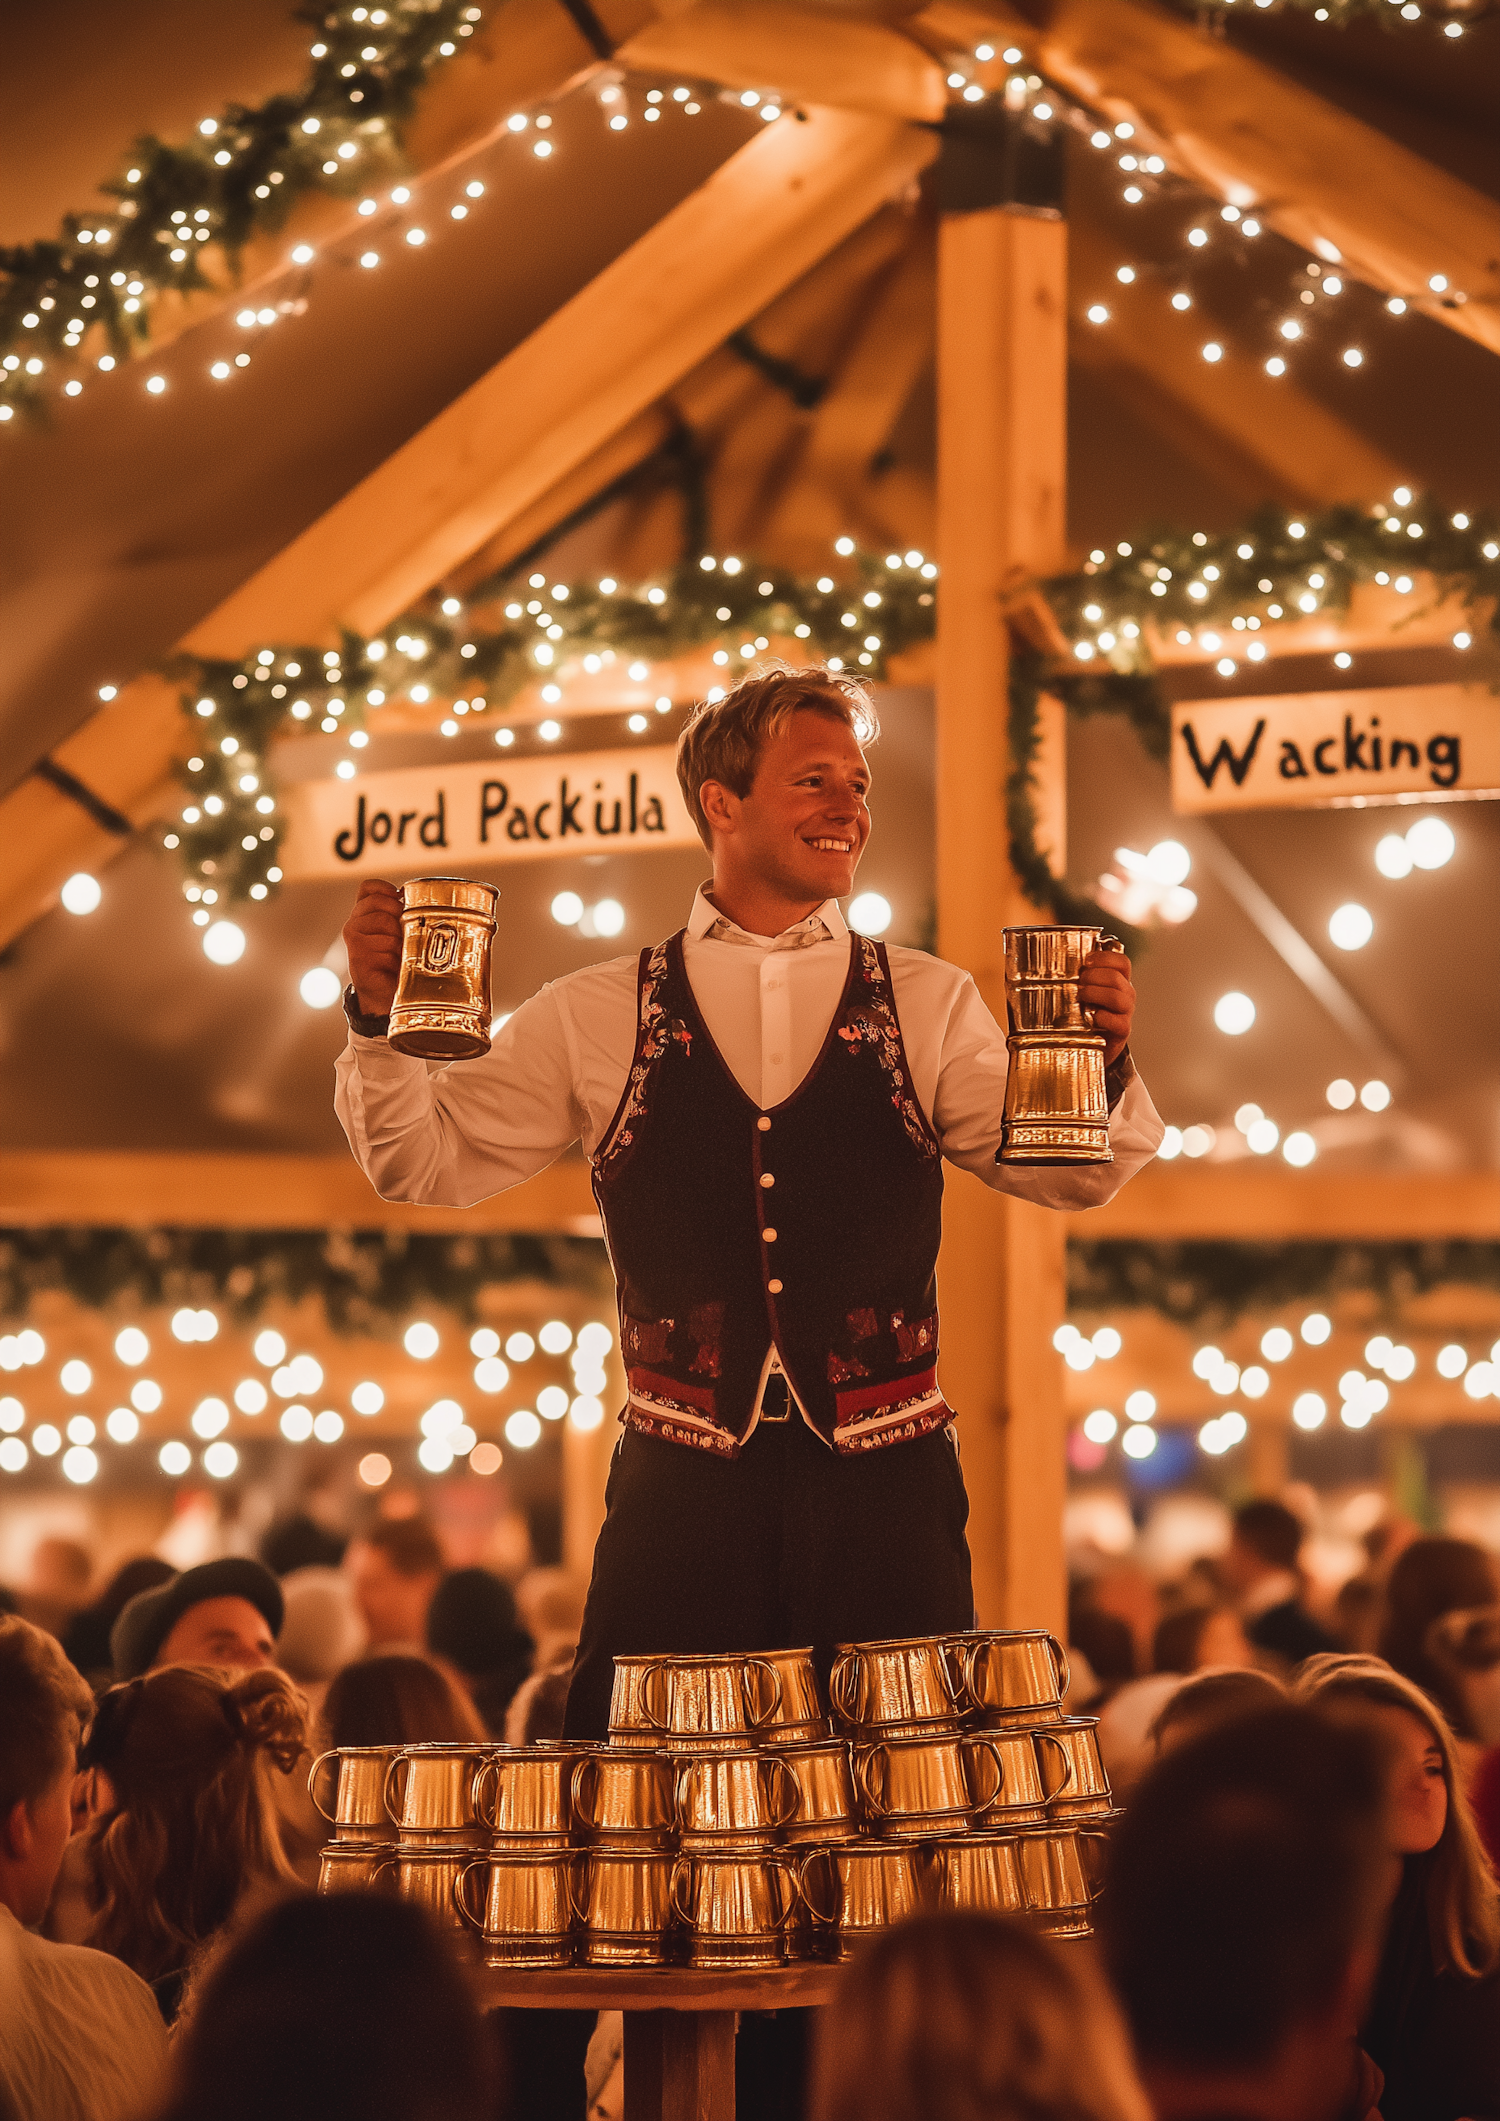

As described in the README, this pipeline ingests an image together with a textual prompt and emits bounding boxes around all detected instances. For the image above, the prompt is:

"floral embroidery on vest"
[599,940,693,1169]
[836,940,938,1159]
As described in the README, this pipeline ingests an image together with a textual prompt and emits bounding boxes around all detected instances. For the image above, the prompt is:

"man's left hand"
[1080,947,1136,1064]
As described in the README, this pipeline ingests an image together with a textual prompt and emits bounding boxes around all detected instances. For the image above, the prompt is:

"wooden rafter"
[1068,214,1409,507]
[619,0,947,121]
[1004,0,1500,358]
[0,108,937,949]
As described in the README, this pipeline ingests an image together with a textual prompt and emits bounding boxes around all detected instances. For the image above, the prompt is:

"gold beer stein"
[575,1849,677,1966]
[1015,1823,1113,1937]
[475,1744,578,1848]
[970,1729,1052,1828]
[606,1655,668,1749]
[308,1746,401,1843]
[640,1652,784,1749]
[798,1841,927,1959]
[929,1833,1027,1917]
[755,1648,832,1747]
[384,1743,492,1843]
[390,1845,474,1935]
[571,1750,677,1848]
[455,1849,577,1967]
[317,1841,394,1894]
[998,926,1117,1166]
[829,1635,962,1735]
[674,1748,800,1850]
[854,1732,1003,1836]
[777,1740,860,1846]
[671,1851,801,1969]
[388,877,499,1061]
[1039,1719,1111,1820]
[947,1629,1072,1728]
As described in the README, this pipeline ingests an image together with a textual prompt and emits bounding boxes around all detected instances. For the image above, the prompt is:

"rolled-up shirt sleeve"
[930,971,1165,1208]
[333,987,586,1207]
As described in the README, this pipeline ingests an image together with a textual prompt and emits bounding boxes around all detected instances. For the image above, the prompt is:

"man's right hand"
[343,879,403,1015]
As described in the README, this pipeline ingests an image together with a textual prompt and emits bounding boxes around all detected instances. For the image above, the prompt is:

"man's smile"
[804,836,855,853]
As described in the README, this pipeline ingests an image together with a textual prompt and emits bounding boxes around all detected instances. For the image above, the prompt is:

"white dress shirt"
[0,1903,169,2121]
[335,887,1164,1215]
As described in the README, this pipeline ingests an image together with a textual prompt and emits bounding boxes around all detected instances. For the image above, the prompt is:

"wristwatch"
[1105,1045,1136,1111]
[342,986,391,1039]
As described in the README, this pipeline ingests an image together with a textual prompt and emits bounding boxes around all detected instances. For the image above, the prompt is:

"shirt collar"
[687,885,848,948]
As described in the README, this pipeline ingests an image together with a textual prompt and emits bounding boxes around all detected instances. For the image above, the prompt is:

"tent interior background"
[1,0,1497,1620]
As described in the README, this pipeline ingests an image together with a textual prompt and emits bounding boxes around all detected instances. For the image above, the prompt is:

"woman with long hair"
[1297,1653,1500,2121]
[319,1652,486,1750]
[1377,1539,1500,1741]
[77,1664,307,2020]
[808,1911,1151,2121]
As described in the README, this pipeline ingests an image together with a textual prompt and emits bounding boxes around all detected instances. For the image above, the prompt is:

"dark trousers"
[563,1417,975,1742]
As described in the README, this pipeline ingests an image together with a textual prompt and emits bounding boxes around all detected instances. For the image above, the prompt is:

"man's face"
[706,709,871,904]
[154,1594,275,1671]
[345,1542,438,1648]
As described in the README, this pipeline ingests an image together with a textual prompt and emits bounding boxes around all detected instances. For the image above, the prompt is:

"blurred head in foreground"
[809,1910,1151,2121]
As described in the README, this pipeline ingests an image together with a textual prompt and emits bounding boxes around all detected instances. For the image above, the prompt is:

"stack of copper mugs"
[310,1629,1115,1964]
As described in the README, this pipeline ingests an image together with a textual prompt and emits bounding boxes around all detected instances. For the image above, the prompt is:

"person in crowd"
[110,1558,284,1679]
[1420,1604,1500,1877]
[344,1518,444,1650]
[1152,1601,1256,1675]
[62,1558,176,1689]
[808,1910,1150,2121]
[1221,1498,1339,1665]
[275,1567,367,1709]
[512,1567,588,1678]
[152,1893,501,2121]
[18,1538,93,1641]
[504,1667,572,1747]
[1102,1705,1390,2121]
[320,1652,486,1750]
[1377,1537,1500,1742]
[1150,1665,1286,1754]
[1297,1653,1500,2121]
[1067,1593,1136,1696]
[0,1618,169,2121]
[427,1568,534,1737]
[260,1510,347,1576]
[76,1663,307,2021]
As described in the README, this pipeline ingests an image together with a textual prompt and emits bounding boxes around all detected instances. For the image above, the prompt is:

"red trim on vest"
[834,1365,938,1420]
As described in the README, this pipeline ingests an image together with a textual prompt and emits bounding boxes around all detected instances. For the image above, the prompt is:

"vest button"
[759,1173,775,1189]
[757,1117,771,1132]
[767,1279,783,1295]
[762,1228,777,1243]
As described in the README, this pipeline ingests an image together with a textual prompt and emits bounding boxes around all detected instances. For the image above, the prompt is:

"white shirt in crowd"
[0,1903,169,2121]
[336,887,1164,1211]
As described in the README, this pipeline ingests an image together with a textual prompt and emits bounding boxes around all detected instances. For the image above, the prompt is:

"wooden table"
[477,1962,844,2121]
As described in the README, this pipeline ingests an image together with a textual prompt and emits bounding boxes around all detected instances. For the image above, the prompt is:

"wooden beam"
[0,109,937,948]
[935,204,1070,1637]
[1070,1166,1500,1241]
[1069,215,1408,506]
[104,0,640,370]
[618,0,948,122]
[0,1151,600,1234]
[1011,0,1500,358]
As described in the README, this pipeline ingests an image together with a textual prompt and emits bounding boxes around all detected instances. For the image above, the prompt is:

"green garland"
[0,1225,611,1338]
[160,494,1498,935]
[1178,0,1484,23]
[1070,1238,1500,1330]
[0,2,482,420]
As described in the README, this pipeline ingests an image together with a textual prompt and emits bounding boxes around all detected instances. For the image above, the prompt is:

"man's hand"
[343,879,403,1015]
[1080,946,1136,1064]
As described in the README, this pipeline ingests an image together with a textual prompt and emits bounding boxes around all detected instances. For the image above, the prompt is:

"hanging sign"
[279,744,699,879]
[1170,684,1500,815]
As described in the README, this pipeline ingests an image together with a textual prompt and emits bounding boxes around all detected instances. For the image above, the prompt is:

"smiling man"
[336,667,1163,1736]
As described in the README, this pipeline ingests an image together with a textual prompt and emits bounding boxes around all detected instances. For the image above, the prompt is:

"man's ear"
[0,1795,34,1863]
[698,779,738,839]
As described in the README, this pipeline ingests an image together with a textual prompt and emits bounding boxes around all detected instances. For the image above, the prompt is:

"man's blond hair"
[0,1615,93,1814]
[675,664,878,850]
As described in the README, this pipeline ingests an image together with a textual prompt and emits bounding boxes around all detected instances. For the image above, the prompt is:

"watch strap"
[343,986,392,1039]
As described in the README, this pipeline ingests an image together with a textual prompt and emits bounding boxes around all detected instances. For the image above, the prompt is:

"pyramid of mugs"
[310,1630,1117,1966]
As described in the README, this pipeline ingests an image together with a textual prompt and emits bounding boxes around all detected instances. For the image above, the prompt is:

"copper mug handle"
[772,1855,803,1927]
[854,1744,889,1820]
[453,1858,489,1933]
[670,1854,694,1929]
[766,1753,801,1834]
[471,1753,500,1831]
[638,1663,672,1733]
[966,1736,1005,1818]
[959,1638,990,1714]
[1045,1631,1072,1706]
[1035,1732,1074,1803]
[382,1754,410,1828]
[1077,1829,1111,1902]
[570,1754,600,1834]
[742,1658,784,1730]
[829,1652,861,1726]
[796,1848,841,1925]
[308,1749,340,1823]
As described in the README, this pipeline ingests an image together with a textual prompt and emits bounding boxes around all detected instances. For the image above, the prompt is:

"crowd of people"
[1,1494,1498,2121]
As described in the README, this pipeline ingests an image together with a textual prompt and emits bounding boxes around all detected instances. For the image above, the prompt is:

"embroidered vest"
[592,930,950,1456]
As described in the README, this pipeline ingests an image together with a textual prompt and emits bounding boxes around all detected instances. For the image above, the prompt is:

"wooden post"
[935,199,1070,1636]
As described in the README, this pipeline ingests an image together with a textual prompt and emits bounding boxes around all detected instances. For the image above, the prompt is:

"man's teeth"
[807,838,852,852]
